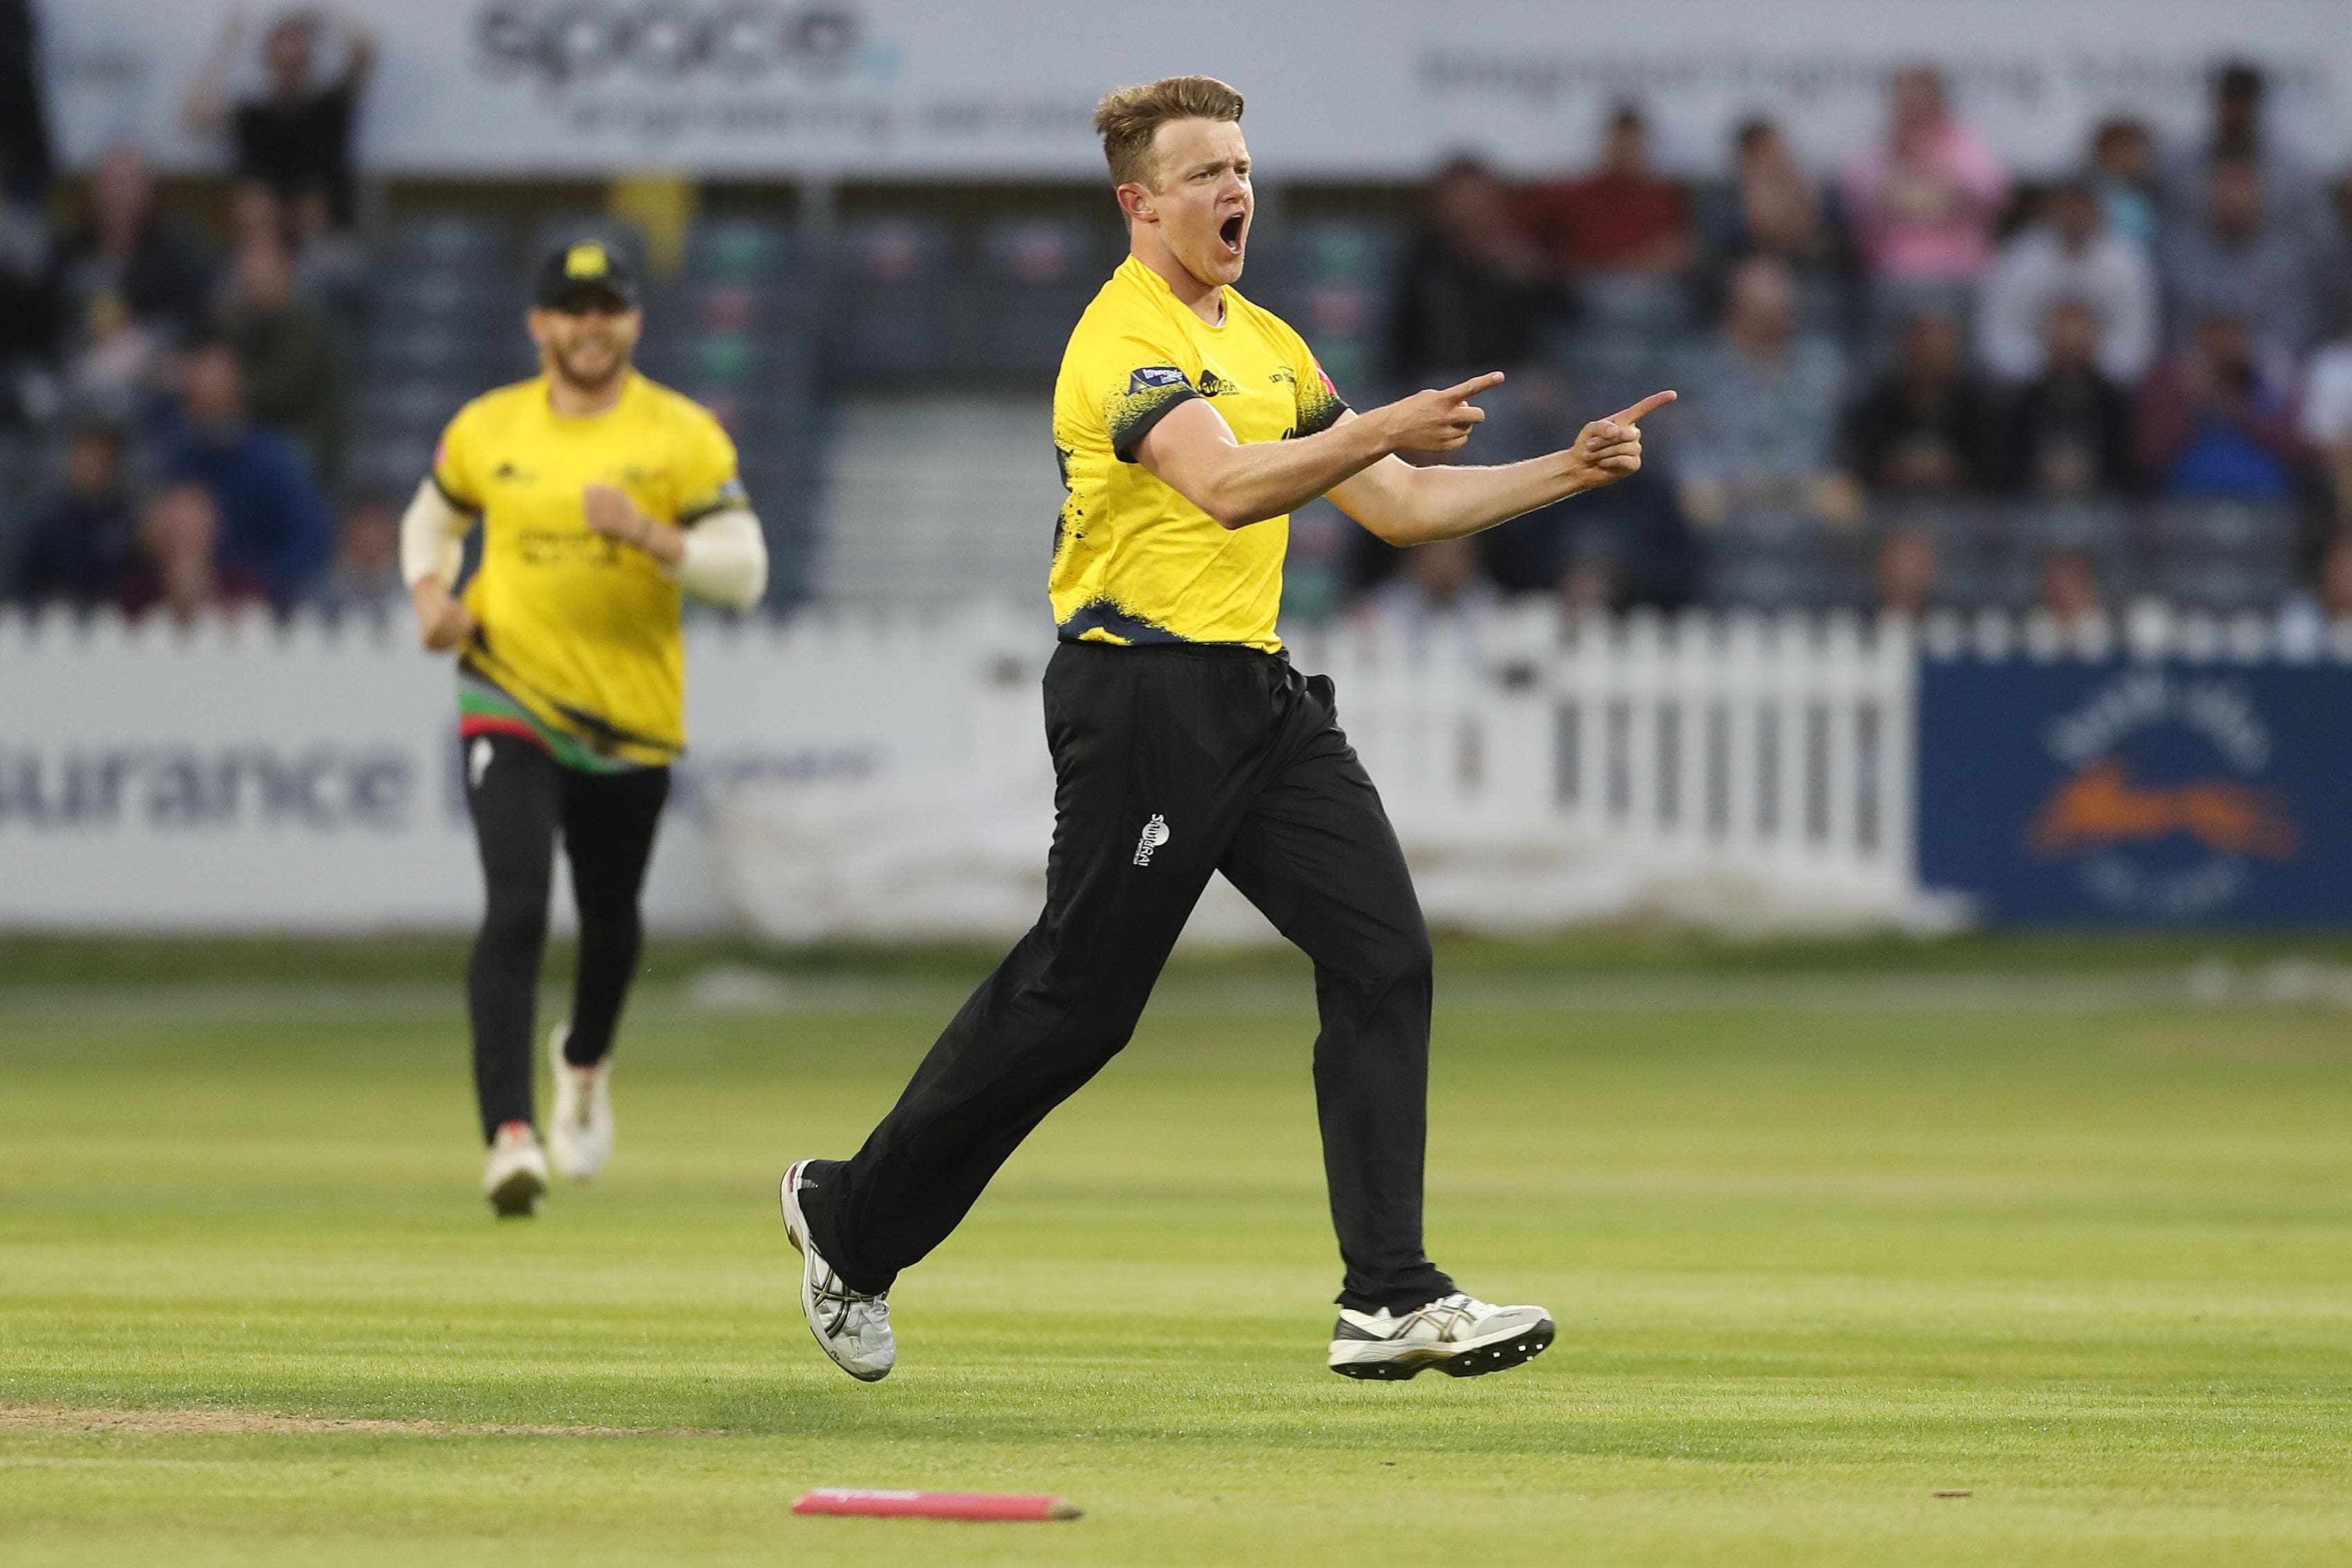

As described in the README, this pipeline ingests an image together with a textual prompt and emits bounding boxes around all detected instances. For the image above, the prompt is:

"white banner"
[45,0,2352,181]
[0,606,1018,931]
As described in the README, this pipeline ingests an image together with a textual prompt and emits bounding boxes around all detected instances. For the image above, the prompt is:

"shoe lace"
[1407,1293,1481,1340]
[812,1265,888,1340]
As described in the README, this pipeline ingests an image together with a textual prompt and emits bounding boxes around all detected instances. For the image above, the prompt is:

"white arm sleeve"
[399,477,473,589]
[671,508,769,611]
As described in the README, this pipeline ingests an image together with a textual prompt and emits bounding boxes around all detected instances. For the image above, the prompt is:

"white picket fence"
[1264,608,1918,927]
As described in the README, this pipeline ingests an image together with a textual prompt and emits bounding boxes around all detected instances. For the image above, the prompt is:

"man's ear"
[1117,181,1157,226]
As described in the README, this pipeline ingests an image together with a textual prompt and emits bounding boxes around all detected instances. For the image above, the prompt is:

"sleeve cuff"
[430,471,476,512]
[1111,388,1200,464]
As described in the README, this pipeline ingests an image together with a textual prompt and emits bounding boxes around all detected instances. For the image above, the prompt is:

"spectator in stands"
[1842,307,1996,497]
[1670,255,1859,531]
[54,144,213,347]
[305,489,403,620]
[0,142,55,421]
[2135,313,2306,500]
[2090,118,2161,252]
[161,336,332,609]
[228,177,282,257]
[62,290,164,426]
[1555,529,1621,615]
[2276,535,2352,649]
[2039,547,2105,632]
[217,228,347,483]
[2298,311,2352,524]
[125,478,269,626]
[1977,179,2156,385]
[2164,61,2317,246]
[1385,156,1564,385]
[1515,104,1695,280]
[0,0,51,206]
[12,423,142,612]
[2159,156,2316,360]
[2311,168,2352,345]
[1360,536,1499,633]
[182,10,375,230]
[1997,298,2137,499]
[288,184,367,346]
[1875,525,1938,617]
[1841,67,2008,304]
[1542,466,1701,612]
[1708,118,1831,268]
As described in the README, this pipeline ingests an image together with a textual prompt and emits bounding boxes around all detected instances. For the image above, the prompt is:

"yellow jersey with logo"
[1050,255,1349,653]
[432,372,744,768]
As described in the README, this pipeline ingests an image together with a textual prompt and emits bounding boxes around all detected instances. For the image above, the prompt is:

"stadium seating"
[3,203,2327,626]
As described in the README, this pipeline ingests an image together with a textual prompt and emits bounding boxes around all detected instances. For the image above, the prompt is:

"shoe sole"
[1328,1315,1556,1380]
[487,1166,545,1219]
[779,1162,890,1383]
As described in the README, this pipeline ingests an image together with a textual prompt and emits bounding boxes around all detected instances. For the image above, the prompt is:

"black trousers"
[799,640,1455,1314]
[464,733,669,1144]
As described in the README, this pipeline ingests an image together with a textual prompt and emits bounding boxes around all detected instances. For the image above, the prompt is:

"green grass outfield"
[3,951,2351,1565]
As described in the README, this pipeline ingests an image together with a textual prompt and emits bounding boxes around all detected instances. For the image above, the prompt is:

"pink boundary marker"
[792,1488,1083,1522]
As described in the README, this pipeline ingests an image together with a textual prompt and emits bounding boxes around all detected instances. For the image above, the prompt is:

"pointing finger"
[1608,389,1678,424]
[1439,371,1508,403]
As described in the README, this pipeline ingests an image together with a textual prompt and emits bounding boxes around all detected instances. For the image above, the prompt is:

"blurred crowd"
[2,7,390,624]
[1357,62,2352,641]
[9,22,2352,639]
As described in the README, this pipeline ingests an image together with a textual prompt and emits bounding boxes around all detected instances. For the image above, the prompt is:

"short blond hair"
[1093,75,1245,191]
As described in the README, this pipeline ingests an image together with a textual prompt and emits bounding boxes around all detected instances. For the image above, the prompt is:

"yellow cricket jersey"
[1050,255,1349,653]
[432,372,744,769]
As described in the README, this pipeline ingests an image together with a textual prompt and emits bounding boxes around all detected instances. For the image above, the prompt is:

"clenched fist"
[410,577,479,654]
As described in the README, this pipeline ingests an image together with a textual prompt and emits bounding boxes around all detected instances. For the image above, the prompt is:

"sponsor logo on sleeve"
[1132,812,1171,866]
[1127,366,1190,394]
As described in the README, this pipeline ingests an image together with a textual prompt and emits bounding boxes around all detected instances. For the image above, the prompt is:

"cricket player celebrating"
[403,241,769,1217]
[780,77,1671,1379]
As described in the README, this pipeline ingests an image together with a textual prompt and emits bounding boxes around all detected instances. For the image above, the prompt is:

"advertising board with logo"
[1916,657,2352,922]
[45,0,2352,179]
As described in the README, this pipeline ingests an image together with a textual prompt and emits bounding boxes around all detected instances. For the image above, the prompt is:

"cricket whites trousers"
[798,639,1457,1313]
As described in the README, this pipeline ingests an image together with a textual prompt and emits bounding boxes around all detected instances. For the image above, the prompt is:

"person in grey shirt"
[1978,179,2156,386]
[1668,255,1859,534]
[2159,156,2316,363]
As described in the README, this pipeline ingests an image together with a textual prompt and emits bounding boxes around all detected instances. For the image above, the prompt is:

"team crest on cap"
[565,243,612,279]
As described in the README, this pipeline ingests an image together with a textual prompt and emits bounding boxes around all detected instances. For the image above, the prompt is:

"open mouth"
[1219,213,1246,256]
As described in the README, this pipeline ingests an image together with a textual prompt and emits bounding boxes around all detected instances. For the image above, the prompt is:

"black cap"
[534,240,637,311]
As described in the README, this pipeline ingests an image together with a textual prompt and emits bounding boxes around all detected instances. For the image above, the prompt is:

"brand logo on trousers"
[1132,813,1170,866]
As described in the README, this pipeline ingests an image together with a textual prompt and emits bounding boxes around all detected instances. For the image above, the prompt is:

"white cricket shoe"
[779,1159,894,1382]
[545,1023,614,1181]
[483,1120,548,1219]
[1327,1291,1555,1380]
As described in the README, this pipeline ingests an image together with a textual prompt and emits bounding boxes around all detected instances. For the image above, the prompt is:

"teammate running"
[779,76,1672,1379]
[401,241,769,1217]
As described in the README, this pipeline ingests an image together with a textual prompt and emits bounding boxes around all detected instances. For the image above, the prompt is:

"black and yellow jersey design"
[432,371,743,768]
[1050,255,1349,653]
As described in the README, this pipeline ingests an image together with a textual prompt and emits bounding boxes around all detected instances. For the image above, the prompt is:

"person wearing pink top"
[1842,67,2009,289]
